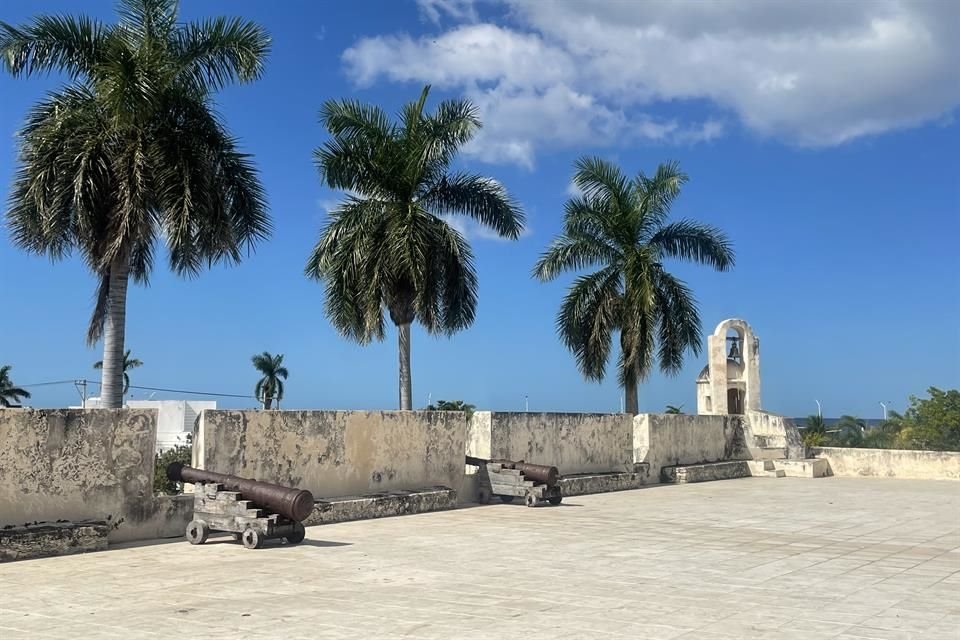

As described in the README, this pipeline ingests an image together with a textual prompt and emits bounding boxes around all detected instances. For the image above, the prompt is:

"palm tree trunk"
[99,257,130,409]
[264,396,272,410]
[398,322,413,410]
[624,382,639,415]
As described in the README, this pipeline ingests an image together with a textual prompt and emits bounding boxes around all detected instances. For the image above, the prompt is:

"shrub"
[154,439,192,495]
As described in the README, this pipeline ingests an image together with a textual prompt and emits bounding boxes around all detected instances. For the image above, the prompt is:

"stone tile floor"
[1,477,958,639]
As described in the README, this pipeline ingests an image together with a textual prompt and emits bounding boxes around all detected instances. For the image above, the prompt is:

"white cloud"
[342,0,960,164]
[417,0,478,24]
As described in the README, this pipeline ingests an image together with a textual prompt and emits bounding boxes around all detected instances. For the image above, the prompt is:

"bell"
[728,338,741,360]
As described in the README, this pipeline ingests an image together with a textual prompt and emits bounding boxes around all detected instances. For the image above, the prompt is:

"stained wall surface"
[195,410,468,499]
[0,409,187,542]
[467,412,634,475]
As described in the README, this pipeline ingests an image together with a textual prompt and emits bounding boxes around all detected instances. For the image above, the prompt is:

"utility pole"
[74,379,87,409]
[525,395,529,412]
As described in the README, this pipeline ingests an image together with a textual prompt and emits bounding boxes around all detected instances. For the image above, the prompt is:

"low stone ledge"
[662,460,751,484]
[560,467,652,496]
[1,520,109,563]
[775,458,829,478]
[304,487,457,526]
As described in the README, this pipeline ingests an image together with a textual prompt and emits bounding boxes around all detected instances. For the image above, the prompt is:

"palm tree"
[306,85,525,410]
[665,404,684,414]
[252,352,288,410]
[94,349,143,395]
[534,158,734,414]
[801,414,827,447]
[0,365,31,408]
[833,414,866,447]
[1,0,271,408]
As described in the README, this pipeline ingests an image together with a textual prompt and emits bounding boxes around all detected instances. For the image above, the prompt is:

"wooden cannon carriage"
[468,457,563,507]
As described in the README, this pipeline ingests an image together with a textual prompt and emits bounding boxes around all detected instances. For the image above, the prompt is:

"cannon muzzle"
[167,463,315,522]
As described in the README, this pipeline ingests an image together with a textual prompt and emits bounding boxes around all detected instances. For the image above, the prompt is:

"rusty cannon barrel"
[167,463,315,522]
[465,456,560,487]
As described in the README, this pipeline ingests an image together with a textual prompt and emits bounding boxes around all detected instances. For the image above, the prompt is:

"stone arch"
[696,318,762,415]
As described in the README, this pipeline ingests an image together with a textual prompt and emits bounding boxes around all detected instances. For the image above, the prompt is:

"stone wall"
[0,409,190,542]
[634,413,750,481]
[467,412,634,475]
[811,447,960,480]
[195,410,467,499]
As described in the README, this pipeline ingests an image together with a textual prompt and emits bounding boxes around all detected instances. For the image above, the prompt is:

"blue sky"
[1,0,958,417]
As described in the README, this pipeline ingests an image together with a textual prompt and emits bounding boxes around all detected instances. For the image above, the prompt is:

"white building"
[71,398,215,452]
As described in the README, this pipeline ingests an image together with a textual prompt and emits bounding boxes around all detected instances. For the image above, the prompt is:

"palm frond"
[421,173,524,239]
[557,266,622,381]
[649,220,735,271]
[636,160,687,233]
[653,268,702,374]
[0,14,107,78]
[174,16,270,91]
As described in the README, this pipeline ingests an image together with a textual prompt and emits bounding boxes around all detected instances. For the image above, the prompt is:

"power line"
[17,378,256,400]
[20,380,78,388]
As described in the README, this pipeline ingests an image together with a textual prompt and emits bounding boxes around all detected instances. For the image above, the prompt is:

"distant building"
[70,398,215,452]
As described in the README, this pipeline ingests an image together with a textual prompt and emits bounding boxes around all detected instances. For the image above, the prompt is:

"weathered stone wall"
[0,409,189,543]
[467,412,634,475]
[634,413,750,481]
[195,410,467,499]
[811,447,960,480]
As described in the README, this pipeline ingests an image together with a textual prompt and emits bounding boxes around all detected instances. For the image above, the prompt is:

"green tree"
[802,414,827,447]
[890,388,960,451]
[0,365,31,408]
[534,158,734,414]
[1,0,271,408]
[306,85,525,410]
[665,404,684,414]
[154,435,192,495]
[425,399,476,419]
[252,351,288,410]
[830,415,866,447]
[93,349,142,395]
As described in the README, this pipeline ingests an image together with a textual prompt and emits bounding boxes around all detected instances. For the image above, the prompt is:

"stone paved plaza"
[1,478,958,639]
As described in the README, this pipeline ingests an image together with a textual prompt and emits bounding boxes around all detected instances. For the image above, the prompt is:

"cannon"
[167,464,315,549]
[465,456,563,506]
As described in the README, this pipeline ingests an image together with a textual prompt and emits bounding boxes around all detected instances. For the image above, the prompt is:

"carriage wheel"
[242,528,264,549]
[548,496,563,505]
[285,522,306,545]
[185,520,209,545]
[525,494,540,508]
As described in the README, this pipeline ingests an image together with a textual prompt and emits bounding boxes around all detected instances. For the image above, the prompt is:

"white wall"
[127,400,215,452]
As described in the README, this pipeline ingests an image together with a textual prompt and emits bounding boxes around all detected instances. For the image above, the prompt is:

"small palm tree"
[1,0,271,408]
[833,415,866,447]
[94,349,143,396]
[252,352,288,410]
[665,404,684,414]
[802,414,827,447]
[534,158,734,414]
[0,365,31,407]
[307,85,525,410]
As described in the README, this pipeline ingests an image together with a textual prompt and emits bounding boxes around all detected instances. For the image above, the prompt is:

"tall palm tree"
[1,0,271,408]
[534,158,734,414]
[0,365,31,408]
[94,349,142,395]
[252,351,288,410]
[306,85,525,410]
